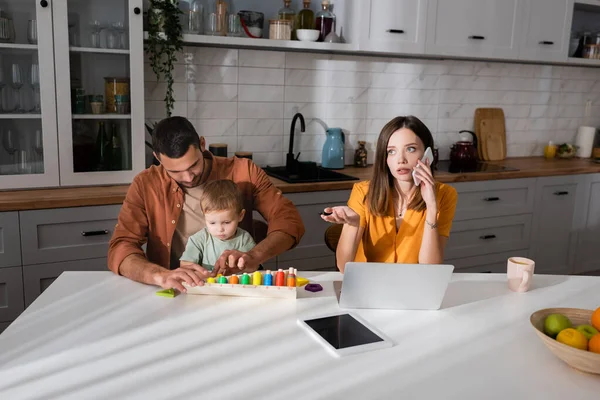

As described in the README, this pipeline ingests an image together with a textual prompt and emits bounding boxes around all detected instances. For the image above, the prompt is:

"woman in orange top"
[322,116,458,272]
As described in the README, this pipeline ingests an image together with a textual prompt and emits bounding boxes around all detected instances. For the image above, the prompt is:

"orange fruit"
[556,328,588,350]
[589,334,600,354]
[592,307,600,331]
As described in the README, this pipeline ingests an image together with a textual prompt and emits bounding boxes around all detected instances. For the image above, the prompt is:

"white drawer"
[447,251,530,272]
[449,178,535,221]
[446,214,532,259]
[20,205,121,265]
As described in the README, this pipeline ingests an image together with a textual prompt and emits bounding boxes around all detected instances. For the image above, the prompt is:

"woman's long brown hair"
[366,116,435,217]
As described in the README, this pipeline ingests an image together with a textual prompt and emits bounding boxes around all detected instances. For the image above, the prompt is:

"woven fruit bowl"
[530,308,600,374]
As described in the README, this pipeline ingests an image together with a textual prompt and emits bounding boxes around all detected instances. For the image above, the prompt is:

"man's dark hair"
[152,116,201,159]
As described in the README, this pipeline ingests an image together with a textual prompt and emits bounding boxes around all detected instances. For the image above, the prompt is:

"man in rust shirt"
[108,116,305,292]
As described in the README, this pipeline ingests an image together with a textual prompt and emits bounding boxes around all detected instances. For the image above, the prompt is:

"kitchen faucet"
[286,112,305,173]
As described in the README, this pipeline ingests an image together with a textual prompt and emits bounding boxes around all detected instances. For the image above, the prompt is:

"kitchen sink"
[263,163,359,183]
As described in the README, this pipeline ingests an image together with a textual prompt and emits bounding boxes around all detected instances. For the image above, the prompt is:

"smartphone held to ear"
[412,147,433,186]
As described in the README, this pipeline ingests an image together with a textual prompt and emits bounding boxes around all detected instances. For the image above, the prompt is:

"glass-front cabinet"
[0,0,59,188]
[0,0,144,190]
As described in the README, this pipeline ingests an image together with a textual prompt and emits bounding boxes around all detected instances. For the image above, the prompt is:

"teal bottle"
[321,127,345,169]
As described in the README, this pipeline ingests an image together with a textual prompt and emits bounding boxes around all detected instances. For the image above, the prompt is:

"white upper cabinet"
[0,0,60,190]
[518,0,572,62]
[425,0,522,59]
[358,0,428,54]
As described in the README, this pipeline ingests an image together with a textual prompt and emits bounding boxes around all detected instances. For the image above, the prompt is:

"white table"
[0,272,599,399]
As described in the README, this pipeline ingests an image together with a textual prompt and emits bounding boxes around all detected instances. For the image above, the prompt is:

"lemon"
[556,328,588,350]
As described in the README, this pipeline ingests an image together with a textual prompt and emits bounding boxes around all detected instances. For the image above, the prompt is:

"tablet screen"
[304,314,384,349]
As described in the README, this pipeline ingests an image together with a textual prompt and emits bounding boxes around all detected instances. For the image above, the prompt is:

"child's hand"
[213,250,259,276]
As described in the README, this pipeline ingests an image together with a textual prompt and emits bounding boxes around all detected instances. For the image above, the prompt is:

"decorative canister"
[104,77,130,113]
[354,140,367,167]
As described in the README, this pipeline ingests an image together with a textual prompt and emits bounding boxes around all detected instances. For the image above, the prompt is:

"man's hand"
[153,261,211,293]
[213,250,260,276]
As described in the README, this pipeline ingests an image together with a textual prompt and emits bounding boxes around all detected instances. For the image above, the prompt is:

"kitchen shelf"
[72,114,131,120]
[0,43,38,51]
[143,32,355,53]
[69,46,130,55]
[0,113,42,119]
[567,57,600,66]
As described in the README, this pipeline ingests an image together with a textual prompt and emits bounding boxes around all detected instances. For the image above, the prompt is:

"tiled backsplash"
[145,47,600,166]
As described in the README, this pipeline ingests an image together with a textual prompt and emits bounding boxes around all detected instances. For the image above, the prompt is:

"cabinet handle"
[479,234,496,240]
[539,41,554,45]
[387,29,405,34]
[483,197,500,202]
[40,0,48,7]
[469,35,485,40]
[81,230,109,237]
[134,7,141,15]
[553,191,569,196]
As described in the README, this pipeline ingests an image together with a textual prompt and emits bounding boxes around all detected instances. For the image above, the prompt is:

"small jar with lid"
[269,19,292,40]
[583,44,600,59]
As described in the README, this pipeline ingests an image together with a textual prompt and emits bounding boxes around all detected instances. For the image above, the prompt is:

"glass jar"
[104,77,130,113]
[315,0,333,42]
[583,44,600,59]
[296,0,315,32]
[278,0,296,38]
[269,19,292,40]
[354,141,368,168]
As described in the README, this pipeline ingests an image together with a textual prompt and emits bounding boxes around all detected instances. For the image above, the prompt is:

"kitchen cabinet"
[445,214,532,260]
[574,173,600,274]
[358,0,428,54]
[0,0,145,190]
[448,178,535,221]
[0,267,25,322]
[279,190,351,271]
[0,212,21,268]
[19,205,120,265]
[23,258,108,307]
[529,175,582,275]
[425,0,522,59]
[518,0,572,62]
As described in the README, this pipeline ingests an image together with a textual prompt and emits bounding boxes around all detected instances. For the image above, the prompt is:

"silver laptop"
[339,262,454,310]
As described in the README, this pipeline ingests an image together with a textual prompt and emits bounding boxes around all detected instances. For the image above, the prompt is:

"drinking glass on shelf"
[17,149,32,174]
[89,20,103,48]
[2,128,18,174]
[30,63,40,113]
[33,129,43,173]
[106,27,118,49]
[0,60,5,113]
[111,21,127,49]
[27,20,37,44]
[11,64,24,113]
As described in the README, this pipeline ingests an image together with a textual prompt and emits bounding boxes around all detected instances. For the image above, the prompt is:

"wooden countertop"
[2,157,600,211]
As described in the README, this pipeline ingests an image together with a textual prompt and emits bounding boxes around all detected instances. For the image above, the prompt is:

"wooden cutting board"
[475,108,506,161]
[480,119,507,161]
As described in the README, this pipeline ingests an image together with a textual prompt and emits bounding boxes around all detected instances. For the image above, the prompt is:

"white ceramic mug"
[507,257,535,292]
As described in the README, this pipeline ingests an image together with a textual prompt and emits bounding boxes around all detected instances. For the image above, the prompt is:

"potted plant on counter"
[145,0,183,117]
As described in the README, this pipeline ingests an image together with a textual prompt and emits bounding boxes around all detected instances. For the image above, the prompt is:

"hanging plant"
[145,0,183,117]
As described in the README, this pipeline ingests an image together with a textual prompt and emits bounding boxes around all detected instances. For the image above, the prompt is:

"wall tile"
[238,119,284,136]
[184,47,238,66]
[186,66,238,84]
[238,85,284,102]
[187,102,237,119]
[239,50,285,68]
[187,84,238,102]
[239,67,285,85]
[238,102,283,119]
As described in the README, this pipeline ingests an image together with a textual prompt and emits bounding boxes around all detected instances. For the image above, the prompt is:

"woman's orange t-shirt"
[347,181,458,264]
